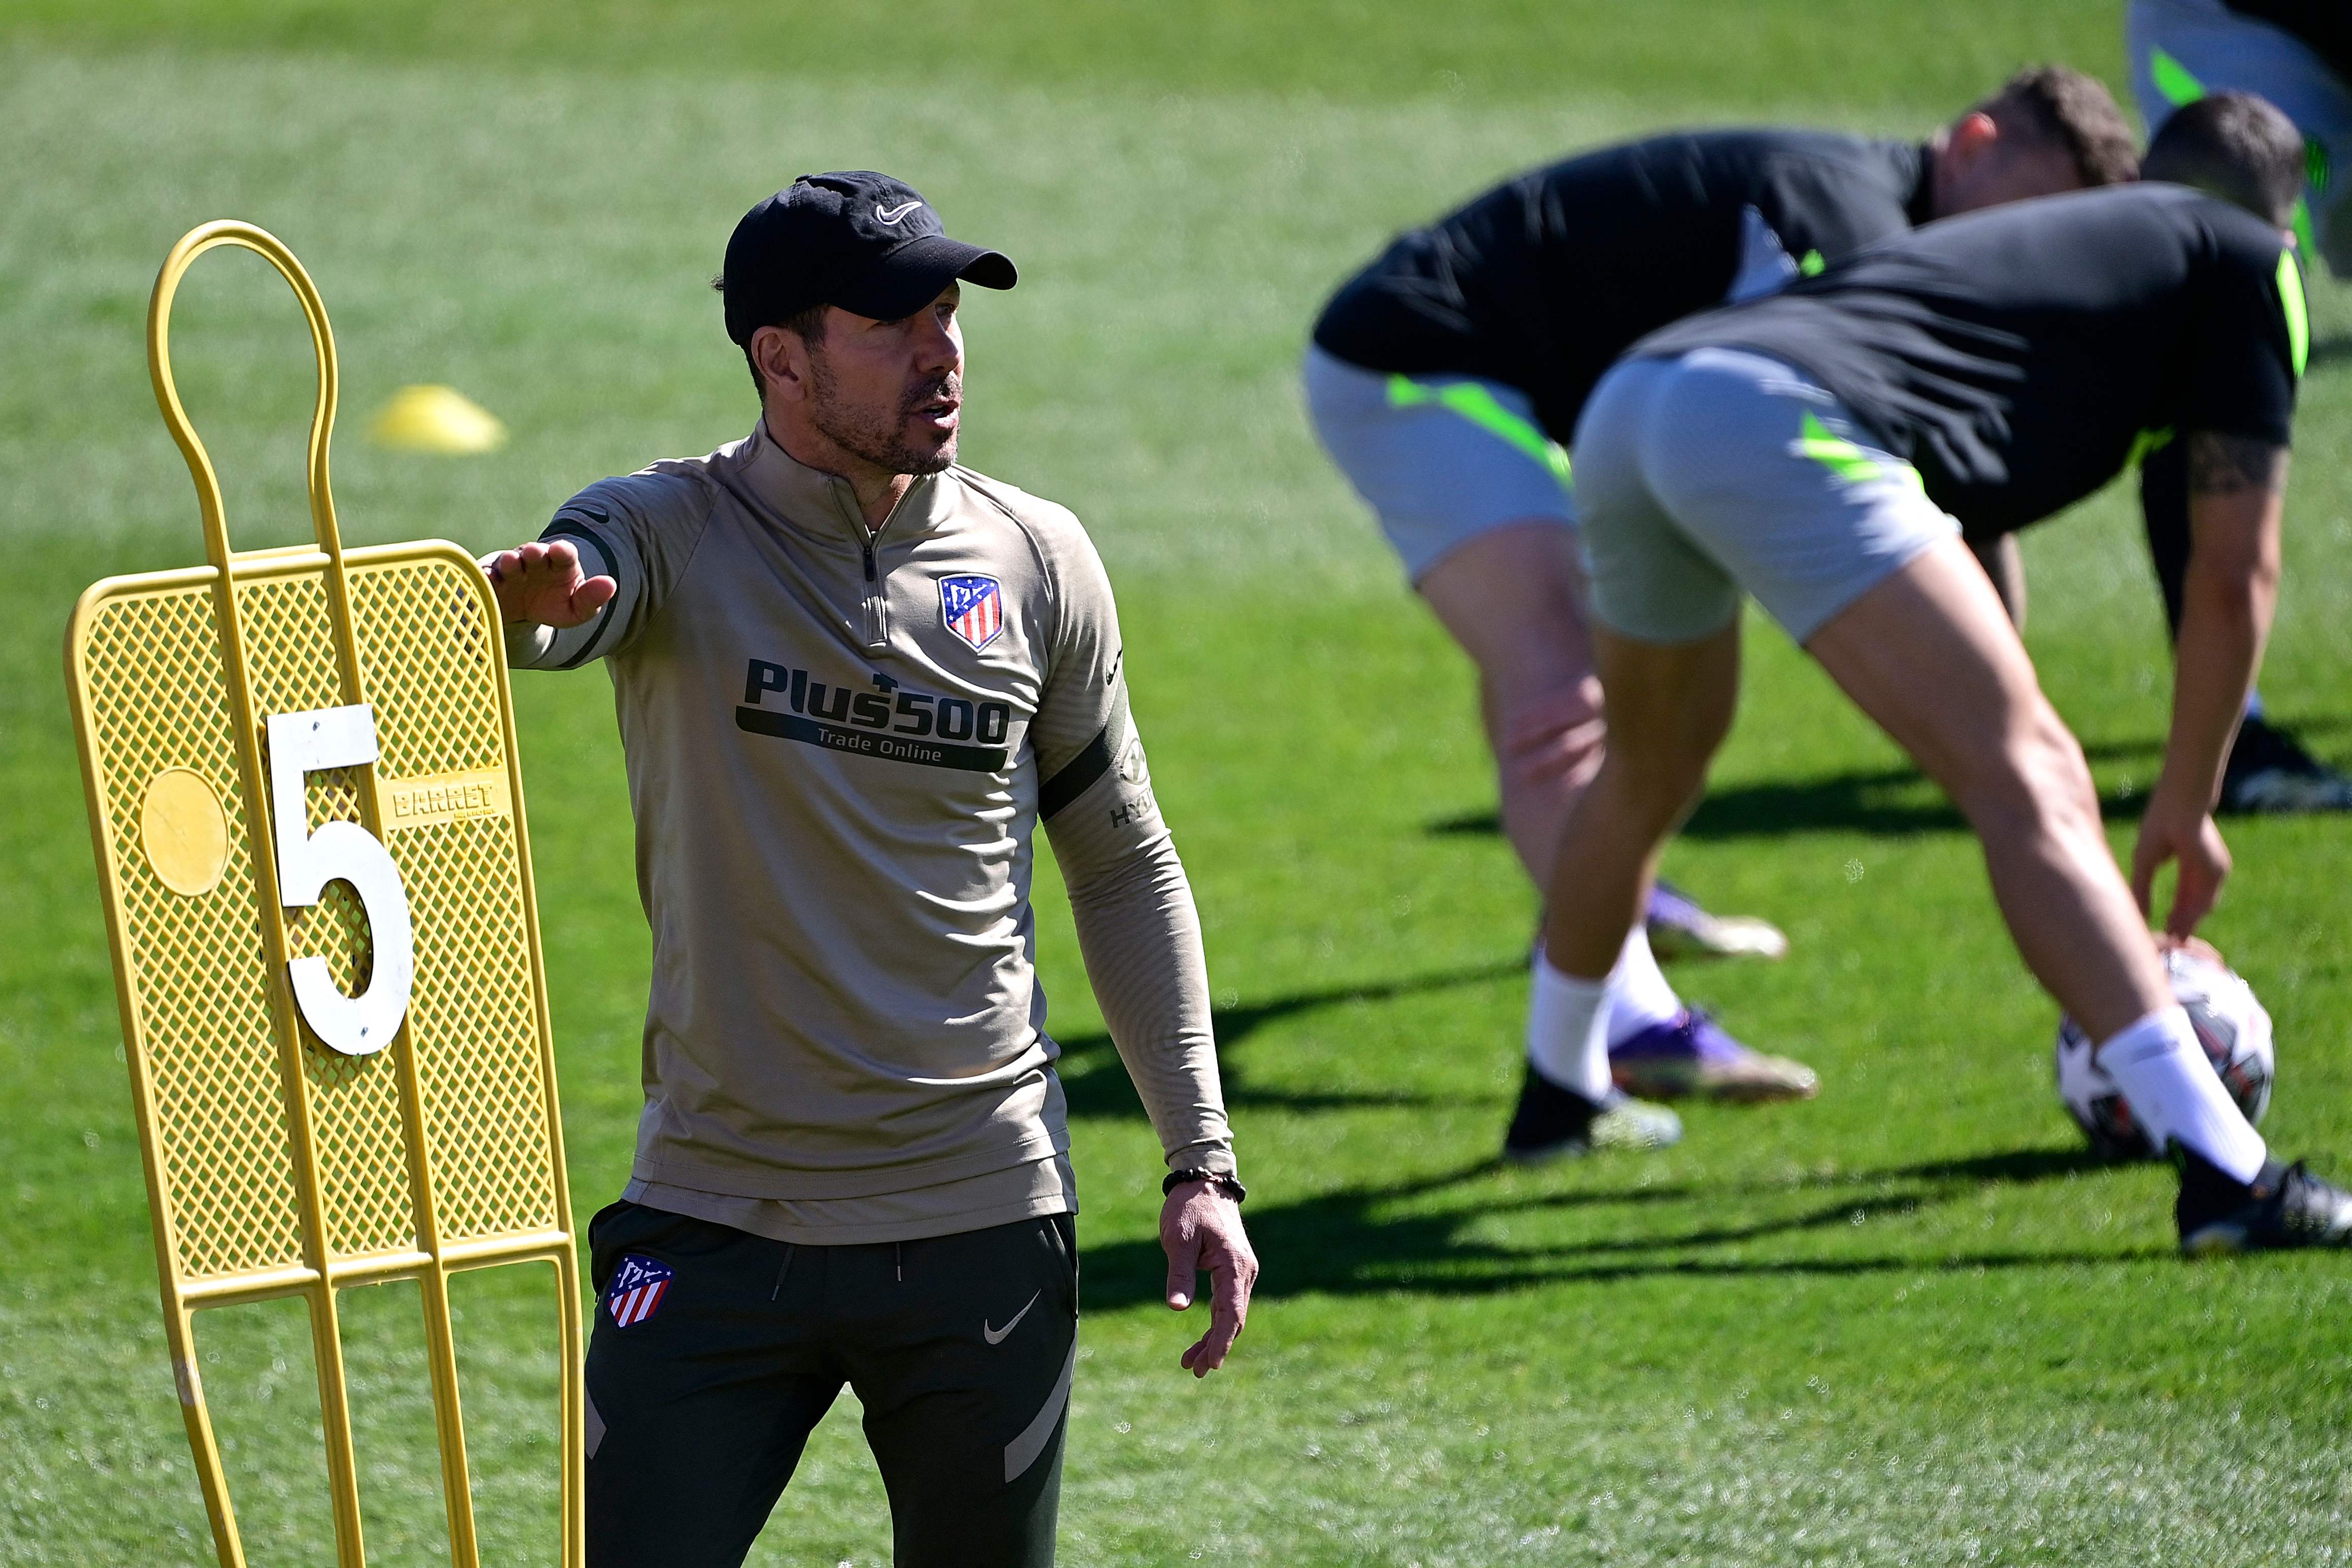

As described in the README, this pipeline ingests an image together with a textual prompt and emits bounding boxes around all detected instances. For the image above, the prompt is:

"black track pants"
[582,1201,1078,1568]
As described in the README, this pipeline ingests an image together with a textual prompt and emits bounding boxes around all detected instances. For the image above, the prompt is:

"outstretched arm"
[2132,432,2286,934]
[479,524,637,672]
[484,537,616,628]
[483,476,712,670]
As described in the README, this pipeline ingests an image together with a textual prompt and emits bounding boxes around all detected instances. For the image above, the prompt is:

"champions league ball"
[2054,941,2275,1162]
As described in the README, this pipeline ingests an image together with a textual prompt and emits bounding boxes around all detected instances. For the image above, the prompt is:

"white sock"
[2100,1007,2267,1183]
[1604,928,1683,1048]
[1527,952,1613,1101]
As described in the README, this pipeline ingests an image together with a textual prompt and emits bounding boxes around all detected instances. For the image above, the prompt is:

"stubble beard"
[807,351,959,477]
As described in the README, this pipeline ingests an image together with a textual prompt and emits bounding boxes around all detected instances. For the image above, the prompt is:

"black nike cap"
[720,172,1018,346]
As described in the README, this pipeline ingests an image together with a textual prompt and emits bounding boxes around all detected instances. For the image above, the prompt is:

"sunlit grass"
[7,11,2352,1564]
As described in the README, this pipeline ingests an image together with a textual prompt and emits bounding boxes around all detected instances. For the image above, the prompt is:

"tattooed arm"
[2130,432,2288,935]
[2184,431,2291,499]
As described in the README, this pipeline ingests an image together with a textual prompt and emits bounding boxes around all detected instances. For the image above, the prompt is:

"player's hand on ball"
[484,538,616,628]
[2155,931,2226,967]
[1160,1181,1258,1378]
[2131,791,2231,938]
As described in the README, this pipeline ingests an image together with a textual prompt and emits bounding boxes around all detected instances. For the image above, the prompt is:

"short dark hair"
[2143,91,2307,227]
[710,274,828,398]
[1977,66,2141,188]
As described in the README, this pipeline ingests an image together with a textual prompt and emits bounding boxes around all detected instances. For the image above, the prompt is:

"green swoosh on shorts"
[1796,410,1924,492]
[1387,374,1573,487]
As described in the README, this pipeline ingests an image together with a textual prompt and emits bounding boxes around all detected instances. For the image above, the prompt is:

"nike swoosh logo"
[875,201,923,225]
[983,1290,1040,1345]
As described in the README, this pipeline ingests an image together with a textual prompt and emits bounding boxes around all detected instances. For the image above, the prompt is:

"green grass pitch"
[6,4,2352,1562]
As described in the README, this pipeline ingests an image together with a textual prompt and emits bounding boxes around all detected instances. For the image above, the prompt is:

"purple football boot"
[1645,879,1789,963]
[1609,1009,1819,1104]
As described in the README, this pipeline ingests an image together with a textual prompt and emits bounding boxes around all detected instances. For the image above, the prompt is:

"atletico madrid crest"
[939,574,1004,651]
[605,1254,674,1328]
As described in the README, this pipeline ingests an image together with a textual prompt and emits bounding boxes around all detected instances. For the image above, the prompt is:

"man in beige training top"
[486,171,1257,1568]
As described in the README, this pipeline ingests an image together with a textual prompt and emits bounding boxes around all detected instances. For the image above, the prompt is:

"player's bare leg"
[1421,521,1788,964]
[1796,539,2346,1248]
[1517,621,1745,1149]
[1421,525,1815,1108]
[1538,620,1745,983]
[1416,521,1607,880]
[1803,538,2166,1040]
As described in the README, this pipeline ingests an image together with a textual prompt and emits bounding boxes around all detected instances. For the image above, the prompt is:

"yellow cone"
[370,384,507,454]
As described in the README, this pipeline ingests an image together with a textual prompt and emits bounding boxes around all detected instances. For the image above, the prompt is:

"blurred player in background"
[2127,1,2352,811]
[2132,0,2351,269]
[1304,70,2138,1155]
[1545,97,2352,1253]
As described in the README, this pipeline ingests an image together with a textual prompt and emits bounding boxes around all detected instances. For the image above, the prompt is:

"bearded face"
[806,345,961,477]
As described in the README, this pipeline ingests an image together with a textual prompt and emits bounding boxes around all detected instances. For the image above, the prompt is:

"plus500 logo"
[744,659,1011,744]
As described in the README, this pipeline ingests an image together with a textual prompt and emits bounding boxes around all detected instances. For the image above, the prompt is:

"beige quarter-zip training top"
[506,421,1233,1244]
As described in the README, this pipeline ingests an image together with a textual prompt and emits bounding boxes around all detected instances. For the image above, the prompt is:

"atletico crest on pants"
[606,1254,674,1328]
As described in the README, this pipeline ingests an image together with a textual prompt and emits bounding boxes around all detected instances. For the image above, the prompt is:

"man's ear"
[1946,110,2001,167]
[753,325,809,404]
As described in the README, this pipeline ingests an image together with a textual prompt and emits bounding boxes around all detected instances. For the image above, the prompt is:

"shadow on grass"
[1056,958,1523,1119]
[1430,717,2352,843]
[1881,1146,2112,1186]
[1429,769,1970,841]
[1053,961,2145,1305]
[1081,1141,2145,1308]
[1422,756,2122,843]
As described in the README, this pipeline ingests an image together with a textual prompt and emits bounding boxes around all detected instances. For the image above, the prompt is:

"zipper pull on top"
[859,533,890,650]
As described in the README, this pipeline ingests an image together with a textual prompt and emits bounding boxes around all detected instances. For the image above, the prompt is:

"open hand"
[1160,1181,1258,1377]
[483,538,616,628]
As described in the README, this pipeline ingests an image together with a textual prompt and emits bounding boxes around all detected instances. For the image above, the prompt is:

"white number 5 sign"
[267,705,414,1055]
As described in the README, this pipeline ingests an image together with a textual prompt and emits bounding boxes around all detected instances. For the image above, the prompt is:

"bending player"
[1304,69,2139,1144]
[1540,96,2351,1252]
[1968,83,2352,808]
[2126,0,2352,809]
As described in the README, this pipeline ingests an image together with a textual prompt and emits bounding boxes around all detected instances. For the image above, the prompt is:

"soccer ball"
[2053,940,2275,1162]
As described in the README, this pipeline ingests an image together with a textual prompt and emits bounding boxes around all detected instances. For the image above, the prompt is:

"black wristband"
[1163,1168,1246,1203]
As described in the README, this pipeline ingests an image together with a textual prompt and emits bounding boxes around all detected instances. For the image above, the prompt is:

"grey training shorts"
[1302,343,1576,583]
[1572,347,1958,645]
